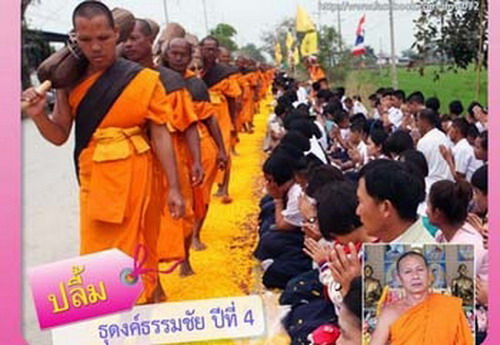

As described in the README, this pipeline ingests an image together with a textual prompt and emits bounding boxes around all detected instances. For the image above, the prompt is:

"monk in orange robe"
[218,46,242,155]
[235,55,254,133]
[370,251,473,345]
[123,19,204,278]
[266,67,276,89]
[257,65,268,101]
[22,2,184,304]
[304,56,327,85]
[164,38,229,250]
[247,59,262,128]
[218,45,232,65]
[200,36,242,203]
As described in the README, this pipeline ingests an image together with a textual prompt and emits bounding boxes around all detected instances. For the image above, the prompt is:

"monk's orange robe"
[262,69,273,98]
[182,73,217,219]
[257,70,267,101]
[237,71,254,129]
[389,294,473,345]
[247,71,260,122]
[308,64,326,82]
[267,69,275,86]
[155,87,199,261]
[229,72,243,147]
[207,76,241,154]
[193,102,218,218]
[202,64,241,184]
[69,68,172,300]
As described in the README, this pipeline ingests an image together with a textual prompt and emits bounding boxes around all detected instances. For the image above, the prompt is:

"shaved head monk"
[200,36,242,203]
[22,1,184,303]
[165,37,228,253]
[124,20,204,278]
[370,251,473,345]
[218,46,232,65]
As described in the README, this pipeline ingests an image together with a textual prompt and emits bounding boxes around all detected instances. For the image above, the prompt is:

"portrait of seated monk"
[369,251,473,345]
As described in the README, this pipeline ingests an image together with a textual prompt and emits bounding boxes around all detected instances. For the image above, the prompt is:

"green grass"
[346,65,488,111]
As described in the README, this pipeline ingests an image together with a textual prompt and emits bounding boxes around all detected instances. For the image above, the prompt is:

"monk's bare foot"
[192,238,207,251]
[151,283,167,303]
[213,186,224,197]
[179,262,195,277]
[221,195,233,204]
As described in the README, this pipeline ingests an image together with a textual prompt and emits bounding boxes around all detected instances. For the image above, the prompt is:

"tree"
[22,0,38,23]
[209,23,238,51]
[412,0,488,70]
[238,43,266,63]
[413,0,487,98]
[318,25,340,68]
[260,17,295,66]
[22,0,46,88]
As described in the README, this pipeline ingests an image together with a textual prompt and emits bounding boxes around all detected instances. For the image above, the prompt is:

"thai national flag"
[352,15,366,56]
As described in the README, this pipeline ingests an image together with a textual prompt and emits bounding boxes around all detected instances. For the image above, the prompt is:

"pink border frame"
[0,0,497,343]
[0,0,25,344]
[486,0,499,342]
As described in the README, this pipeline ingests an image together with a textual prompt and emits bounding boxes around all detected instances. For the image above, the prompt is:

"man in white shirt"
[391,90,406,128]
[356,160,435,243]
[416,108,454,193]
[350,121,369,167]
[406,91,425,117]
[388,106,404,129]
[467,102,488,133]
[281,183,304,227]
[314,117,329,151]
[306,135,329,164]
[352,95,368,116]
[294,83,310,108]
[263,103,286,152]
[444,118,483,181]
[380,90,404,131]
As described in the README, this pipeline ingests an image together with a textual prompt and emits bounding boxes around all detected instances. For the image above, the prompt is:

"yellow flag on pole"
[296,5,316,32]
[293,45,300,65]
[274,42,283,64]
[301,31,319,56]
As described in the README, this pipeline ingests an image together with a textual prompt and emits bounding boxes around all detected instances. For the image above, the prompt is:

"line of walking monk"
[21,0,275,303]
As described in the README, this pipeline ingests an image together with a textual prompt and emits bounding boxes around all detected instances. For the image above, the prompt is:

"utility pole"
[317,0,322,28]
[378,36,383,74]
[476,0,485,100]
[162,0,169,24]
[337,0,342,57]
[388,0,398,88]
[202,0,209,35]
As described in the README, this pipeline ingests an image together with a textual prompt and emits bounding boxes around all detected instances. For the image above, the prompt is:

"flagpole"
[317,0,321,29]
[162,0,169,24]
[388,0,398,88]
[475,0,485,100]
[202,0,209,35]
[337,0,342,55]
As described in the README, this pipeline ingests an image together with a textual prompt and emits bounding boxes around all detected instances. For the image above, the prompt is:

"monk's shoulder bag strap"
[157,66,186,94]
[185,75,210,103]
